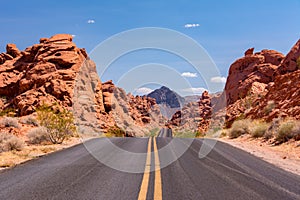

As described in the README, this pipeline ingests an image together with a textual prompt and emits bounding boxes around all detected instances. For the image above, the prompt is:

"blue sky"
[1,0,299,96]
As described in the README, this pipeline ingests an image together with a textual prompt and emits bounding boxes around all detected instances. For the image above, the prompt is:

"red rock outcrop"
[167,91,213,133]
[224,39,300,127]
[225,48,284,105]
[197,91,212,133]
[246,70,300,121]
[102,80,115,113]
[277,39,300,74]
[0,34,165,136]
[0,34,101,116]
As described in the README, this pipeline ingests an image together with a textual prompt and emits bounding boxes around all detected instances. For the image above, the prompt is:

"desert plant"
[147,127,159,137]
[275,119,296,143]
[27,127,50,144]
[0,133,24,152]
[36,104,76,144]
[19,116,39,126]
[0,107,16,117]
[250,121,269,138]
[0,117,20,128]
[291,121,300,141]
[228,119,251,138]
[105,126,125,137]
[264,101,275,115]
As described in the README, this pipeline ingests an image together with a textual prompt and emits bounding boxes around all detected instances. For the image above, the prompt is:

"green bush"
[27,127,50,144]
[275,119,295,143]
[105,126,125,137]
[0,133,24,152]
[0,108,16,117]
[0,117,20,128]
[291,121,300,141]
[37,105,76,144]
[250,121,269,138]
[147,127,159,137]
[228,119,251,138]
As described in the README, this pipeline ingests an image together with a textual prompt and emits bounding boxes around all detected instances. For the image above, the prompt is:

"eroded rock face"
[246,70,300,121]
[197,91,212,133]
[0,34,164,136]
[102,84,165,136]
[167,91,213,133]
[0,34,100,116]
[225,48,284,105]
[278,39,300,74]
[224,39,300,127]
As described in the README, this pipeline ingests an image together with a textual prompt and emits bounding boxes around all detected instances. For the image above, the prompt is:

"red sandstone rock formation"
[0,34,164,136]
[224,39,300,127]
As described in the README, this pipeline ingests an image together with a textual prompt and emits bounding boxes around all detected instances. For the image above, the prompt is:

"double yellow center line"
[138,137,162,200]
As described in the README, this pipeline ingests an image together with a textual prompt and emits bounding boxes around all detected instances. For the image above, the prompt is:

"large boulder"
[225,48,284,105]
[0,34,104,119]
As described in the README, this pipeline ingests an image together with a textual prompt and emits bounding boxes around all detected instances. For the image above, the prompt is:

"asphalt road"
[0,132,300,200]
[157,128,173,137]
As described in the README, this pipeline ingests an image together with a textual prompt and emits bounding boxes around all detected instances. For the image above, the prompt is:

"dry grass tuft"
[27,127,50,144]
[0,117,20,128]
[0,133,24,152]
[250,121,269,138]
[228,119,251,138]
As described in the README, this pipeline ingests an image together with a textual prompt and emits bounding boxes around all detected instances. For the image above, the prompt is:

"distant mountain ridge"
[147,86,185,108]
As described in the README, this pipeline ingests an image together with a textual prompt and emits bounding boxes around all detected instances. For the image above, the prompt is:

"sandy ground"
[0,135,94,171]
[219,135,300,176]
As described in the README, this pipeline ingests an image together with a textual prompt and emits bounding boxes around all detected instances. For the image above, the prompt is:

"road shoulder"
[218,135,300,176]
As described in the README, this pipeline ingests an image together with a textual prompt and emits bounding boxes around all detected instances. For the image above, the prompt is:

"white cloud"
[184,23,200,28]
[134,87,154,95]
[87,19,95,24]
[210,76,227,83]
[181,72,198,78]
[71,34,76,38]
[182,87,207,95]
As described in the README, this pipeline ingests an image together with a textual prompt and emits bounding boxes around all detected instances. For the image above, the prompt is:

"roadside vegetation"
[225,118,300,144]
[146,127,159,137]
[105,125,125,137]
[36,104,77,144]
[0,104,81,169]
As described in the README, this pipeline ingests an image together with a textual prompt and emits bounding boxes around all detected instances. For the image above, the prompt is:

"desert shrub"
[263,118,280,140]
[0,117,20,128]
[0,133,24,152]
[275,119,296,143]
[147,127,159,137]
[105,126,125,137]
[264,101,275,115]
[0,107,16,117]
[37,105,76,144]
[291,121,300,141]
[195,130,205,137]
[19,116,39,126]
[250,121,269,138]
[27,127,50,144]
[228,119,251,138]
